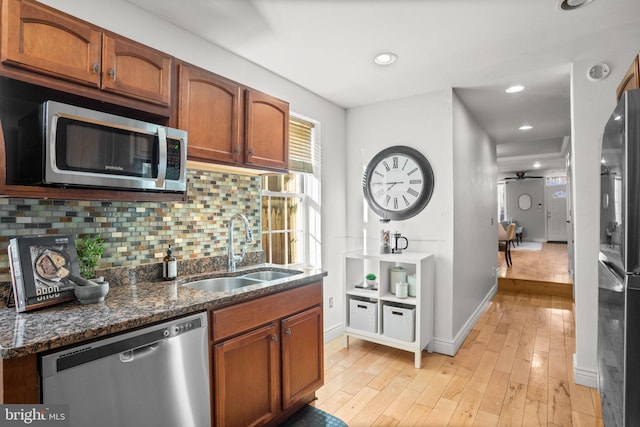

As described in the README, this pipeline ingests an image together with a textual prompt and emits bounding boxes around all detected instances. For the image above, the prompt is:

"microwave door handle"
[156,127,167,189]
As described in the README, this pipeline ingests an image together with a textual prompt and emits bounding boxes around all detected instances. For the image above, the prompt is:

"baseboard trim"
[432,283,498,356]
[573,354,598,388]
[324,323,344,343]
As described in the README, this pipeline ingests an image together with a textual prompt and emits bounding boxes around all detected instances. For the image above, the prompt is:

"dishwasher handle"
[120,342,161,363]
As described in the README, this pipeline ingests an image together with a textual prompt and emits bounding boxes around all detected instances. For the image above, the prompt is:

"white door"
[547,184,568,241]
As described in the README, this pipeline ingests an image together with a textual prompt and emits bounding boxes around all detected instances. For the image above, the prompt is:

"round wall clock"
[363,145,434,221]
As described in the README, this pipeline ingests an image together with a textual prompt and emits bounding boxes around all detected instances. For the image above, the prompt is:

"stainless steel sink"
[242,270,301,281]
[184,276,262,292]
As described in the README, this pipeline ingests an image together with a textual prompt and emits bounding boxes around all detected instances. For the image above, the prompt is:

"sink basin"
[184,276,262,292]
[242,270,301,281]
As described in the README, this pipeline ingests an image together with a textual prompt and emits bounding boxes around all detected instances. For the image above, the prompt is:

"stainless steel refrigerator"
[599,88,640,427]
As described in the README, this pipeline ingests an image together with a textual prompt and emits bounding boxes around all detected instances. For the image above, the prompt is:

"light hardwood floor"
[498,243,573,298]
[314,291,603,426]
[499,243,572,284]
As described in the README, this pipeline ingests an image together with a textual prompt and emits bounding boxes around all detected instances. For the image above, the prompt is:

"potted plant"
[365,273,377,288]
[76,235,105,279]
[73,235,109,304]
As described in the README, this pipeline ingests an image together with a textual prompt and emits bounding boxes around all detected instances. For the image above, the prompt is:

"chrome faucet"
[228,213,253,271]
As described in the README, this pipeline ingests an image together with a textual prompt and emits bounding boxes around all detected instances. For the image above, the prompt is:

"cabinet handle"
[271,334,278,343]
[249,148,254,156]
[235,146,241,154]
[108,67,116,81]
[285,327,291,336]
[91,62,99,75]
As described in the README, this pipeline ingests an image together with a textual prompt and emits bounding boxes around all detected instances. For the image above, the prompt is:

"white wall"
[38,0,348,337]
[504,179,546,241]
[452,93,498,337]
[346,90,497,353]
[571,49,639,387]
[346,91,455,343]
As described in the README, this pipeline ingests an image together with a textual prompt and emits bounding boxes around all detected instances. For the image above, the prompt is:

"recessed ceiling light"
[519,125,533,131]
[374,52,398,66]
[505,85,525,94]
[559,0,593,11]
[533,162,541,168]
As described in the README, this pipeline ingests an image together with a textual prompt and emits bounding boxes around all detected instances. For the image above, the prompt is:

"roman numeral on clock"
[393,157,398,169]
[407,188,419,197]
[383,161,391,172]
[403,195,410,206]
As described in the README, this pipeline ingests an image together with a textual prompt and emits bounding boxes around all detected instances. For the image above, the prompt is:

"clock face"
[363,146,434,221]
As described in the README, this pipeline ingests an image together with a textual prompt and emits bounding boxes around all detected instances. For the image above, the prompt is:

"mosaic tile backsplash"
[0,169,262,282]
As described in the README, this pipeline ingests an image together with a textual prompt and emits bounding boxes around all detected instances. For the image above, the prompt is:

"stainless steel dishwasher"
[41,311,211,427]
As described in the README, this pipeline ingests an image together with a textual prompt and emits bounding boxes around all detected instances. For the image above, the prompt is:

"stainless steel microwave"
[16,101,187,193]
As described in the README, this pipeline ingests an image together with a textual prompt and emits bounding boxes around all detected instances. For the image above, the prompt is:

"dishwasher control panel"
[170,317,202,337]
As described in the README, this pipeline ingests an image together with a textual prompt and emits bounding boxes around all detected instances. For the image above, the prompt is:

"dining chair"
[499,223,515,267]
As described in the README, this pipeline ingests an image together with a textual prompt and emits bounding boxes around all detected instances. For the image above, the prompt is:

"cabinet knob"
[249,148,254,156]
[271,334,278,343]
[91,62,99,75]
[235,146,241,154]
[108,67,116,81]
[285,327,291,336]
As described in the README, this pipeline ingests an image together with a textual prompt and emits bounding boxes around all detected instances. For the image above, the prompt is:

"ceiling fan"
[504,171,544,180]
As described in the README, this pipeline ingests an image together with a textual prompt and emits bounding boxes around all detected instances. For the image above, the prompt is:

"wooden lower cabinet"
[210,282,323,426]
[213,324,280,427]
[281,306,323,410]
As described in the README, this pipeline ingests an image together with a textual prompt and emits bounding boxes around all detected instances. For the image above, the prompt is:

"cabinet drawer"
[211,282,322,342]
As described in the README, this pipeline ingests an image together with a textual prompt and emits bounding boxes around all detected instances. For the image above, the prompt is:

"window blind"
[289,116,315,173]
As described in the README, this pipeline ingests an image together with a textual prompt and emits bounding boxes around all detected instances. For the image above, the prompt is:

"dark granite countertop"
[0,265,327,359]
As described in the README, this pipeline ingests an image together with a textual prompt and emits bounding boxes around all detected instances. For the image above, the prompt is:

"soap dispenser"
[163,245,177,280]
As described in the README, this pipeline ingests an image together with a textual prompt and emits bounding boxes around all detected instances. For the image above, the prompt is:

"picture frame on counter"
[8,235,80,312]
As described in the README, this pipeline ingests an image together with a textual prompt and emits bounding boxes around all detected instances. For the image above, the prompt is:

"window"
[546,176,567,187]
[261,115,321,268]
[497,182,506,222]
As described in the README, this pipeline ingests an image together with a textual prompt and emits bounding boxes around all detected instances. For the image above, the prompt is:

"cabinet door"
[101,34,172,106]
[616,55,640,101]
[1,0,101,87]
[213,324,280,427]
[245,89,289,171]
[179,64,242,164]
[281,306,324,409]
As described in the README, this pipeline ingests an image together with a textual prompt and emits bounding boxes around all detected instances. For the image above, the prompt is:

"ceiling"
[127,0,640,176]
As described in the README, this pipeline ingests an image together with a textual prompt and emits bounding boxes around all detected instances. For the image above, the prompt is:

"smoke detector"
[587,63,610,81]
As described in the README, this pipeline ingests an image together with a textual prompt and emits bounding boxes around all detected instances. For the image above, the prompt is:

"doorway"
[546,180,568,242]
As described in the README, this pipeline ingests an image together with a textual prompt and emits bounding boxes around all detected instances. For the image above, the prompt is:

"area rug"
[281,405,348,427]
[512,241,543,251]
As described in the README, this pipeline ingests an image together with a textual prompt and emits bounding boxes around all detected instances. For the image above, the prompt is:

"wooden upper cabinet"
[617,54,640,102]
[245,89,289,171]
[179,64,241,164]
[0,0,171,106]
[0,0,101,87]
[101,34,172,106]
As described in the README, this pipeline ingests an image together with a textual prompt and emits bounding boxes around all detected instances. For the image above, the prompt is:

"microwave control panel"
[166,139,182,181]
